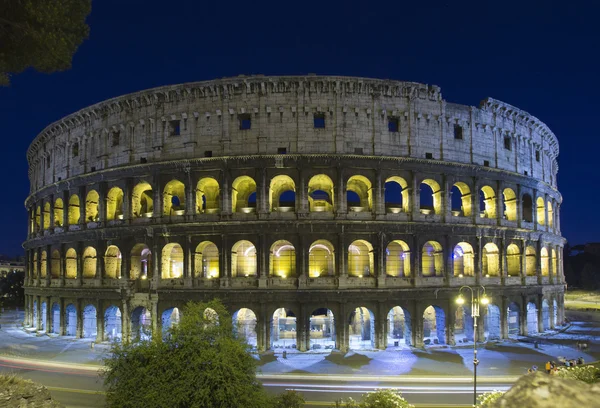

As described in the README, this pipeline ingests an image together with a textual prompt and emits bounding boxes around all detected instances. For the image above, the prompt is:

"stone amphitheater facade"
[23,75,565,351]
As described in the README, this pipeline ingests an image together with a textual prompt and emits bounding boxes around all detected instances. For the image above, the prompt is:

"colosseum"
[23,75,565,352]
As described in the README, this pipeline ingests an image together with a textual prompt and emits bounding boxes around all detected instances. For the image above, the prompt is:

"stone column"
[123,178,133,221]
[59,298,66,335]
[35,295,41,330]
[414,302,424,348]
[76,299,83,338]
[548,295,556,329]
[121,300,130,343]
[45,296,51,332]
[152,175,162,218]
[500,296,508,339]
[59,243,66,287]
[76,242,84,286]
[184,236,192,285]
[39,200,45,232]
[297,170,308,215]
[257,167,268,215]
[297,303,308,352]
[337,233,347,278]
[258,234,268,288]
[256,303,268,352]
[79,186,87,226]
[374,169,385,216]
[221,170,232,215]
[336,302,349,352]
[411,173,420,218]
[96,241,106,281]
[520,296,528,336]
[220,235,230,286]
[185,172,194,217]
[98,182,107,225]
[413,234,421,278]
[447,303,456,346]
[62,190,69,228]
[335,167,346,215]
[537,295,545,333]
[375,303,387,350]
[96,301,104,343]
[377,233,386,286]
[45,244,51,286]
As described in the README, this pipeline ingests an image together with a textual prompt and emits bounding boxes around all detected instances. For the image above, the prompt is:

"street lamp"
[456,285,489,407]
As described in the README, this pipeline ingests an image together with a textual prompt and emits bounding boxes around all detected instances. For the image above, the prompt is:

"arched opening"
[347,175,372,212]
[130,244,151,280]
[308,240,335,277]
[384,176,409,213]
[454,305,474,344]
[196,177,220,214]
[65,304,77,336]
[349,307,375,350]
[507,302,520,336]
[203,307,219,325]
[83,247,97,278]
[270,240,296,278]
[541,248,549,276]
[132,182,153,217]
[35,206,41,230]
[484,304,501,340]
[503,188,517,221]
[40,302,47,331]
[387,306,412,347]
[106,187,124,221]
[85,190,99,222]
[423,305,446,345]
[104,245,122,279]
[309,308,335,351]
[33,300,38,328]
[68,194,80,224]
[40,251,47,278]
[194,241,219,278]
[482,243,500,277]
[43,202,50,229]
[161,243,184,279]
[231,240,256,277]
[271,308,296,349]
[542,300,550,331]
[104,306,122,341]
[536,197,545,225]
[422,241,443,277]
[233,308,257,348]
[82,305,97,338]
[453,242,474,277]
[525,246,536,276]
[552,249,558,278]
[232,176,257,213]
[308,174,334,212]
[65,248,77,279]
[507,244,521,277]
[451,182,472,216]
[51,303,60,334]
[547,201,554,227]
[479,186,496,219]
[527,302,538,334]
[270,175,296,212]
[50,250,60,278]
[348,240,373,277]
[522,194,533,222]
[131,306,151,341]
[420,179,441,214]
[163,180,186,215]
[385,240,411,277]
[54,198,64,227]
[161,307,180,337]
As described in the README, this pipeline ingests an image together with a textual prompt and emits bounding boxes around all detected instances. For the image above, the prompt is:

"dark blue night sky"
[1,0,598,256]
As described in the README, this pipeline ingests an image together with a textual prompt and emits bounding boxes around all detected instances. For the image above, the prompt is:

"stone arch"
[233,308,257,348]
[450,182,472,216]
[309,240,335,277]
[43,202,51,229]
[310,308,335,351]
[385,240,411,277]
[50,250,61,278]
[384,176,409,213]
[40,250,47,278]
[536,197,546,225]
[525,246,537,276]
[68,194,80,224]
[507,244,521,276]
[387,306,412,347]
[82,305,97,338]
[507,302,520,336]
[65,248,77,279]
[348,240,374,277]
[422,241,443,277]
[542,299,550,331]
[231,240,256,277]
[270,175,296,212]
[130,244,151,279]
[65,303,77,336]
[423,305,446,345]
[541,247,549,276]
[453,242,474,277]
[482,243,500,277]
[51,302,60,334]
[131,306,151,341]
[547,201,554,227]
[232,176,257,213]
[484,304,501,340]
[196,177,220,214]
[349,307,375,350]
[270,240,296,278]
[503,188,517,221]
[161,307,181,336]
[479,186,497,219]
[83,247,97,278]
[54,198,64,227]
[106,187,124,221]
[527,301,538,334]
[454,305,474,343]
[163,180,186,215]
[347,175,372,212]
[522,194,533,222]
[420,179,442,214]
[194,241,219,278]
[161,243,184,279]
[104,305,122,341]
[308,174,334,212]
[85,190,99,222]
[104,245,122,279]
[132,182,153,217]
[271,308,296,349]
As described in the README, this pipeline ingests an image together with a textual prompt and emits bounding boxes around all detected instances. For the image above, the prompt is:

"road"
[0,357,512,408]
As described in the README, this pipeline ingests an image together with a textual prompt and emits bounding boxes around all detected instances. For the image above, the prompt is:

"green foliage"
[272,390,305,408]
[0,0,91,85]
[556,365,600,384]
[475,391,505,407]
[102,300,272,408]
[336,389,414,408]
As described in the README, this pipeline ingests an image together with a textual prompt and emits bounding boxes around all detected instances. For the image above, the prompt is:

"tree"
[102,300,272,408]
[336,389,414,408]
[0,0,91,86]
[0,271,24,305]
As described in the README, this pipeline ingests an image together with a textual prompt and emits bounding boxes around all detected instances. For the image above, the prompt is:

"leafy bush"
[272,390,305,408]
[336,389,414,408]
[475,391,505,407]
[556,365,600,384]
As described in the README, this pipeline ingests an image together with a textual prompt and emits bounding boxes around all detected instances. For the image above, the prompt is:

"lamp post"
[456,285,489,407]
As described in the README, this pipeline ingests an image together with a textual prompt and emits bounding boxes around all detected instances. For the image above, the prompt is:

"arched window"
[384,176,409,213]
[270,240,296,278]
[421,241,443,277]
[65,248,77,279]
[194,241,219,278]
[547,201,554,228]
[479,186,496,219]
[308,174,334,212]
[385,240,410,277]
[308,240,335,277]
[540,247,549,276]
[450,182,471,216]
[231,240,256,277]
[161,243,184,279]
[347,175,372,212]
[269,175,296,212]
[104,245,122,279]
[68,195,80,224]
[43,202,51,229]
[132,182,153,217]
[525,246,536,276]
[522,194,533,222]
[50,250,60,278]
[482,243,499,277]
[54,198,64,227]
[83,247,97,278]
[502,188,517,221]
[536,197,545,225]
[453,242,474,277]
[163,180,186,216]
[40,250,47,277]
[85,190,99,222]
[106,187,124,221]
[35,206,41,231]
[130,244,152,279]
[196,177,220,214]
[420,179,441,215]
[232,176,257,213]
[552,249,558,277]
[348,240,374,277]
[507,244,521,277]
